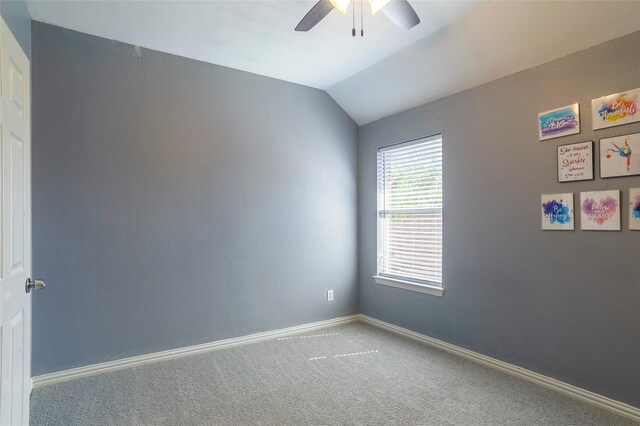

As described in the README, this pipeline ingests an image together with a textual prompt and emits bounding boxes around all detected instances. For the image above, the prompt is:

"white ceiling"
[328,1,640,124]
[25,1,640,126]
[25,0,483,90]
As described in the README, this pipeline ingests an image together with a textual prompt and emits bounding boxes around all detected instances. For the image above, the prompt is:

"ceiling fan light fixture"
[294,0,419,32]
[367,0,391,15]
[329,0,352,14]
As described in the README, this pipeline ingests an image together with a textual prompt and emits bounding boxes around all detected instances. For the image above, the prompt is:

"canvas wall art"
[541,193,574,230]
[591,88,640,130]
[557,141,593,182]
[630,188,640,230]
[538,103,580,141]
[580,190,621,231]
[600,132,640,178]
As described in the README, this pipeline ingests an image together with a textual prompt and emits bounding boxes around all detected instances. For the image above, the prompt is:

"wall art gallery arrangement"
[539,87,640,231]
[540,190,638,231]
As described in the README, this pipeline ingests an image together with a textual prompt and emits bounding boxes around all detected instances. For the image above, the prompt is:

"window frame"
[373,134,444,297]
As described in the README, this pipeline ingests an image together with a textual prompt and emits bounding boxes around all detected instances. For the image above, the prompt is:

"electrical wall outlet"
[327,290,334,302]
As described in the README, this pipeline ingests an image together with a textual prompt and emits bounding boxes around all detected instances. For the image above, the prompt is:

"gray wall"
[31,22,358,375]
[1,0,30,58]
[359,31,640,406]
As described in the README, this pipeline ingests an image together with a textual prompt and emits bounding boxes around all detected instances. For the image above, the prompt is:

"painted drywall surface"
[359,31,640,406]
[1,0,30,58]
[31,22,358,375]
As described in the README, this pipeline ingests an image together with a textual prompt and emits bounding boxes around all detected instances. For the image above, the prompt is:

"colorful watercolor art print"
[557,141,593,182]
[580,190,621,231]
[541,193,574,230]
[591,88,640,130]
[630,188,640,230]
[538,103,580,141]
[599,132,640,178]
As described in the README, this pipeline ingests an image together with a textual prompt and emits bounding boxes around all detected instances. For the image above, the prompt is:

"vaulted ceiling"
[26,1,640,125]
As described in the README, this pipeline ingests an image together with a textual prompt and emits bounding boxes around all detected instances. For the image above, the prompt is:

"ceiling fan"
[295,0,420,33]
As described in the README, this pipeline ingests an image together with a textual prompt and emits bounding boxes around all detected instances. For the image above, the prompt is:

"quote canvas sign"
[541,193,574,230]
[580,190,621,231]
[538,103,580,141]
[592,88,640,130]
[557,141,593,182]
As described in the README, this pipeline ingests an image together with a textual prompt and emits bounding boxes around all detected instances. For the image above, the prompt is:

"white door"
[0,17,33,426]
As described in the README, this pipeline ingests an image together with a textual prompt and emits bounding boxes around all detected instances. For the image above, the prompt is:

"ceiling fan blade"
[295,0,335,32]
[381,0,420,30]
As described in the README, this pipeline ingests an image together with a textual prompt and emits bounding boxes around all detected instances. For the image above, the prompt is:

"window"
[375,135,443,296]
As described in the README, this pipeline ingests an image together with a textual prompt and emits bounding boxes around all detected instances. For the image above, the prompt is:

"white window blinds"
[377,135,443,286]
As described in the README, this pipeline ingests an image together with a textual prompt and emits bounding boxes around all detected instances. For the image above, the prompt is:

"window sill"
[373,276,444,297]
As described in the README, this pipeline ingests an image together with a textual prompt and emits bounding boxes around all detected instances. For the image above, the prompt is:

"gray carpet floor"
[31,322,636,425]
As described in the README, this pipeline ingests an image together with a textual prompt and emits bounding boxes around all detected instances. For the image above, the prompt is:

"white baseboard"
[32,314,359,389]
[359,314,640,423]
